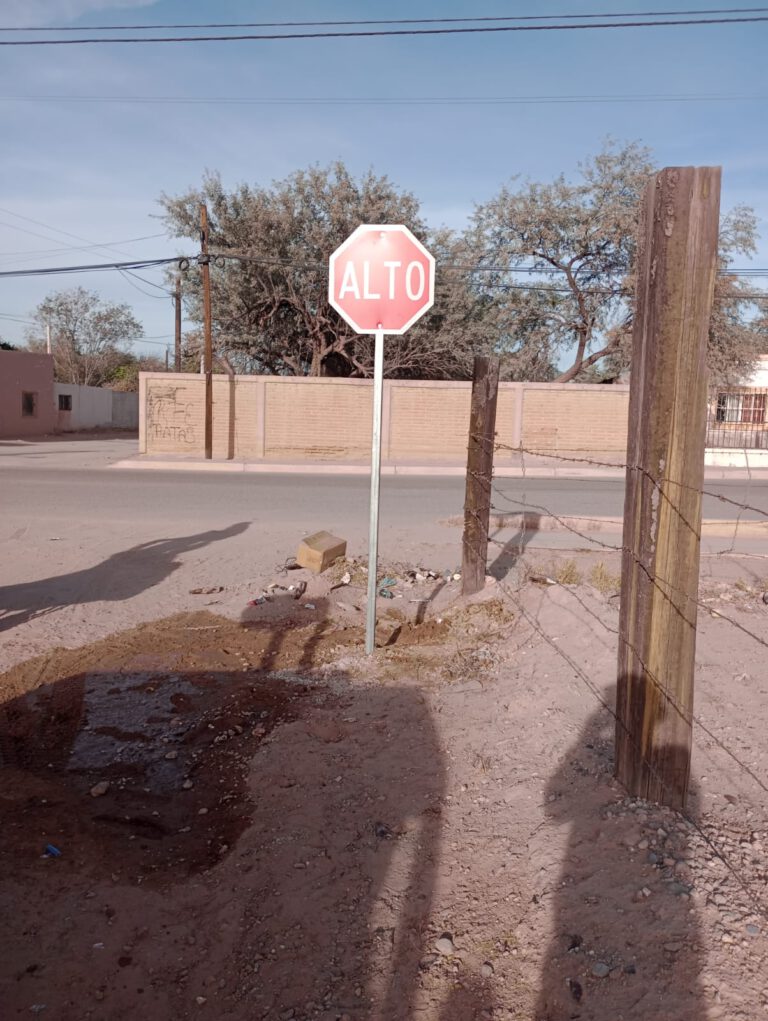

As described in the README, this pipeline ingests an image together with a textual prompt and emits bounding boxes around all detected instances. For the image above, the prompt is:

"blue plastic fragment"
[44,844,62,858]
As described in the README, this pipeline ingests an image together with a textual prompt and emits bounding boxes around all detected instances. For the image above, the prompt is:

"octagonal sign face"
[328,224,435,335]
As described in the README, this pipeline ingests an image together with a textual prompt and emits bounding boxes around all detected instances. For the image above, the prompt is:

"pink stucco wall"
[0,351,56,437]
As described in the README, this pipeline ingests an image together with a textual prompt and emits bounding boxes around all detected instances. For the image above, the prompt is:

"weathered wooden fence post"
[462,355,500,596]
[616,166,721,809]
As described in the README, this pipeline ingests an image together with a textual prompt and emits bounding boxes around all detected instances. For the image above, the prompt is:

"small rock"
[746,924,760,936]
[435,935,455,956]
[182,779,194,790]
[198,807,208,815]
[195,996,207,1005]
[89,781,110,798]
[669,881,691,896]
[303,603,316,610]
[164,750,178,760]
[663,942,684,953]
[480,962,494,978]
[592,962,611,978]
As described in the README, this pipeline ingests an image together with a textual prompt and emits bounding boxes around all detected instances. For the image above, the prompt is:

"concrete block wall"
[55,383,139,431]
[139,372,631,461]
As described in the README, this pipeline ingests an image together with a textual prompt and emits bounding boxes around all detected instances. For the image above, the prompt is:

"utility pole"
[199,203,213,459]
[46,322,51,355]
[174,274,182,372]
[165,346,169,371]
[615,166,721,810]
[462,355,500,596]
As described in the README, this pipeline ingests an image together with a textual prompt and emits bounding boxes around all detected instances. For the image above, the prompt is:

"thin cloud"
[0,0,157,28]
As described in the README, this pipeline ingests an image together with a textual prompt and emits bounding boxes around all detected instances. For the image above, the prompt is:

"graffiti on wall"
[147,385,197,445]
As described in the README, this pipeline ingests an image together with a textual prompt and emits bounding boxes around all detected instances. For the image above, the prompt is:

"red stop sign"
[328,224,435,335]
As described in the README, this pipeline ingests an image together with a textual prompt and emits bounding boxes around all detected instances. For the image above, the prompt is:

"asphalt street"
[2,452,766,673]
[2,465,767,530]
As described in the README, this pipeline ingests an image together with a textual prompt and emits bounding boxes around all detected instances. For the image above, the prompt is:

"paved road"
[2,464,767,528]
[1,460,766,673]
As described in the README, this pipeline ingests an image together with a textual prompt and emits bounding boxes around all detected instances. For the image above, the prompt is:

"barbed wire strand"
[461,500,767,915]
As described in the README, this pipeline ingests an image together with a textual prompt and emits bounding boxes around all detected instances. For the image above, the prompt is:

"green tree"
[472,141,766,384]
[160,163,492,379]
[26,287,143,387]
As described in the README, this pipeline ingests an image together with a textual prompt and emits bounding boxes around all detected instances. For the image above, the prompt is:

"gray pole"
[365,327,385,655]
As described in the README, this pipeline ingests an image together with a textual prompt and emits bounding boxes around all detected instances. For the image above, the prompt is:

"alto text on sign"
[328,224,435,334]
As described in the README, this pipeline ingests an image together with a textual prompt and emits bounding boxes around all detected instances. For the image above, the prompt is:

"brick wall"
[139,373,630,460]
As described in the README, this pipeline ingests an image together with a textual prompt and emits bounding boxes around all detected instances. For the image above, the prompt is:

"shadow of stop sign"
[328,224,435,335]
[328,225,435,655]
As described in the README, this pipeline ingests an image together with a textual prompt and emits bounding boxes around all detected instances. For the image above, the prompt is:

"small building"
[0,350,56,437]
[707,355,768,449]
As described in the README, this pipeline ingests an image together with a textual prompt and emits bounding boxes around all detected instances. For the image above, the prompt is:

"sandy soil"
[1,558,768,1020]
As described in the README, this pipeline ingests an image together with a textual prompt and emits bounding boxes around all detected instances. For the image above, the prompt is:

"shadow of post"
[535,693,707,1021]
[487,512,541,581]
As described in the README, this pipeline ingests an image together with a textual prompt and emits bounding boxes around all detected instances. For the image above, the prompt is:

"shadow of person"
[535,694,707,1021]
[487,512,541,581]
[0,522,250,634]
[0,602,450,1020]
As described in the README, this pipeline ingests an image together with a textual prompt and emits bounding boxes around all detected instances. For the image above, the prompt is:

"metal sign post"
[365,327,385,655]
[328,224,435,655]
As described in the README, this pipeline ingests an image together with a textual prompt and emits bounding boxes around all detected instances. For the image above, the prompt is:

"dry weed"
[555,559,582,586]
[589,561,621,594]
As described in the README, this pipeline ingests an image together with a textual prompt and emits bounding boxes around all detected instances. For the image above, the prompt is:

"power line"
[0,205,154,261]
[0,232,167,260]
[2,92,766,107]
[3,7,767,31]
[1,253,767,299]
[2,15,768,45]
[0,256,183,278]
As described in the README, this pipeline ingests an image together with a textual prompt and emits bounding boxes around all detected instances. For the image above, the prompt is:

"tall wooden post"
[462,355,500,596]
[174,274,182,372]
[200,204,213,460]
[616,166,721,809]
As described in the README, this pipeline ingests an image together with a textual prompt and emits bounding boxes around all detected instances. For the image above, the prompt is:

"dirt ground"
[1,554,768,1020]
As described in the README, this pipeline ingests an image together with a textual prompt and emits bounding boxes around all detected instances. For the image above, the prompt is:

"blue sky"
[1,0,767,358]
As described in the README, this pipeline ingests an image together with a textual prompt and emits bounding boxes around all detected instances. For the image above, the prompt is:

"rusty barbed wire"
[460,506,768,916]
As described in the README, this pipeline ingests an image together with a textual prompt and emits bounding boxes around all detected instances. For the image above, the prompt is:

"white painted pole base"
[365,328,385,655]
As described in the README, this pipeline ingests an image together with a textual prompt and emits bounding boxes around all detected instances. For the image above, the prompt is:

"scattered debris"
[331,571,352,591]
[43,845,61,858]
[189,586,224,595]
[295,531,347,574]
[290,581,308,600]
[529,573,557,586]
[303,603,316,610]
[378,577,397,598]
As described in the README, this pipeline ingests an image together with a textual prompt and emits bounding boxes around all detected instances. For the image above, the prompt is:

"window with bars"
[715,392,767,424]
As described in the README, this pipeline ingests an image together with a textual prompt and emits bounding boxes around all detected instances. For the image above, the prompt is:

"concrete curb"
[109,457,768,482]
